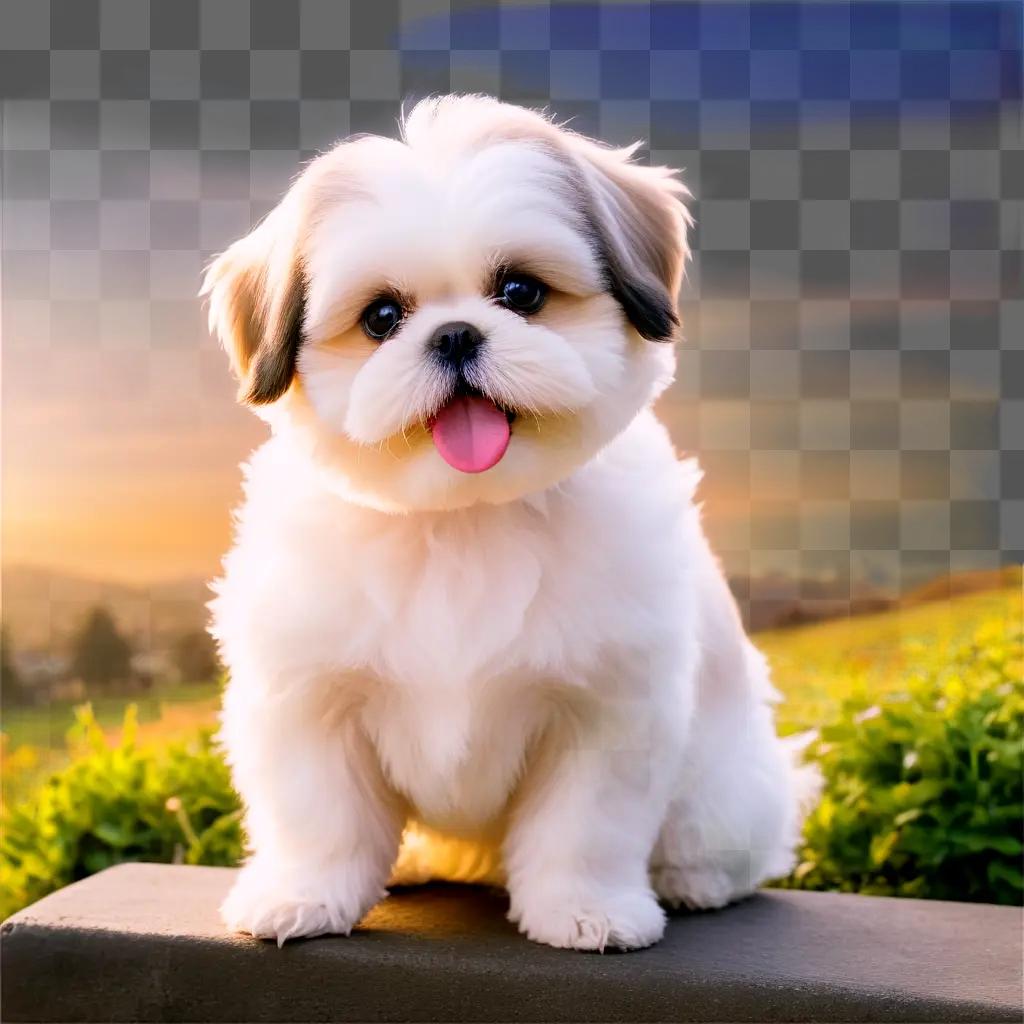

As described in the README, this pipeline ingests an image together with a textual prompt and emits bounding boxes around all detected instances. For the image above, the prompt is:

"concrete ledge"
[2,864,1021,1022]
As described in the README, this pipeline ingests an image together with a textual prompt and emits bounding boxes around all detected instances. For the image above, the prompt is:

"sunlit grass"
[764,579,1022,736]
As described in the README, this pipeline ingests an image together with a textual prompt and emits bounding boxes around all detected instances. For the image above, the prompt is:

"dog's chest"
[323,497,621,685]
[362,676,545,830]
[329,503,616,827]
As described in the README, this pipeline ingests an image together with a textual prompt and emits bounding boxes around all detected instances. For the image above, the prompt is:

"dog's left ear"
[564,136,691,342]
[201,199,306,406]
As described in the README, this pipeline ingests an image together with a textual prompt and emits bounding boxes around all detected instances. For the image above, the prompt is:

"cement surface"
[3,863,1021,1022]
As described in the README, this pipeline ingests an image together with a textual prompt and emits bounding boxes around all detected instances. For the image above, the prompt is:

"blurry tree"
[172,630,221,684]
[1,624,30,705]
[70,607,132,691]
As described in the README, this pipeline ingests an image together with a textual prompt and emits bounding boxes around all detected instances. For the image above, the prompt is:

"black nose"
[429,321,484,368]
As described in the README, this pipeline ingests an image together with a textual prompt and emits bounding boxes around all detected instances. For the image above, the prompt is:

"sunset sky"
[3,332,264,582]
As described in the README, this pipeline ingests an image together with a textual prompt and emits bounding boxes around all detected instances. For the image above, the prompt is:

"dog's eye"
[361,298,404,340]
[498,274,547,315]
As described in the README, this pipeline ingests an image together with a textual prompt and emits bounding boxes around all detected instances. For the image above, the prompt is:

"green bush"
[784,618,1024,905]
[0,706,242,920]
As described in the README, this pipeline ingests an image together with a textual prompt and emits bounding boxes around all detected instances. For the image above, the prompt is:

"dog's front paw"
[510,886,666,952]
[222,859,385,946]
[222,888,337,946]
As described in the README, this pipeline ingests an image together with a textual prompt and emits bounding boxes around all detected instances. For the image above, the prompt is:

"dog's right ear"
[201,202,306,406]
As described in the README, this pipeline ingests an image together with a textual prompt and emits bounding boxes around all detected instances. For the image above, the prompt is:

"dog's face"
[203,96,690,512]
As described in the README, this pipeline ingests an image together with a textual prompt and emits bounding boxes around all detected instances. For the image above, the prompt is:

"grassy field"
[763,578,1022,735]
[3,573,1021,807]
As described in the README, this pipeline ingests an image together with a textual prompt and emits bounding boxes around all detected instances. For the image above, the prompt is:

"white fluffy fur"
[205,96,809,952]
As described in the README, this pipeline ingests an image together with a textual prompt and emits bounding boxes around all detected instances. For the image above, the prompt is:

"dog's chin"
[275,389,600,514]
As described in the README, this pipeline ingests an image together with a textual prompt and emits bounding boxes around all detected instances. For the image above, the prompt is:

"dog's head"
[203,95,690,511]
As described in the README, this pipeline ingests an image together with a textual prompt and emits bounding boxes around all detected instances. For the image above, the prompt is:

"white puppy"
[204,95,807,952]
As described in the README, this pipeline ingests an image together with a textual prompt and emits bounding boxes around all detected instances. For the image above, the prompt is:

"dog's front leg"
[503,699,680,952]
[219,691,405,945]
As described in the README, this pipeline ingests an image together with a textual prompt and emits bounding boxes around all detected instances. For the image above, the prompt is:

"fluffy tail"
[782,729,824,822]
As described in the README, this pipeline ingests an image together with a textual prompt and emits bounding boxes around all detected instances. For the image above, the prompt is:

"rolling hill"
[1,565,211,651]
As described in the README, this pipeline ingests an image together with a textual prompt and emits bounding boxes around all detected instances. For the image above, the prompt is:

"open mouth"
[427,385,515,474]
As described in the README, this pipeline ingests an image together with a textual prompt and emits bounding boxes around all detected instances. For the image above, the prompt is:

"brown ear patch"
[555,136,689,344]
[591,231,679,342]
[241,260,306,406]
[202,208,307,407]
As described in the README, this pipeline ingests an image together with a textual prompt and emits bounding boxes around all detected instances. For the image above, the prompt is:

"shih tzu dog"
[203,95,809,952]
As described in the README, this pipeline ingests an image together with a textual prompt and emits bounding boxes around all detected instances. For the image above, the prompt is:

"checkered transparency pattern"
[1,0,1020,626]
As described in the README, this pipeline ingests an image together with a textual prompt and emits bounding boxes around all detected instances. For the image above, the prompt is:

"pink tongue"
[429,395,510,473]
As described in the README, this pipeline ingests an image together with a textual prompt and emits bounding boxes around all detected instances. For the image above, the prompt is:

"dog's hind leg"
[503,689,687,952]
[650,548,815,910]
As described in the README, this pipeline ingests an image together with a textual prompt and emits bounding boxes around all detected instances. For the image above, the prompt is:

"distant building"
[129,650,173,689]
[10,650,77,704]
[7,648,172,704]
